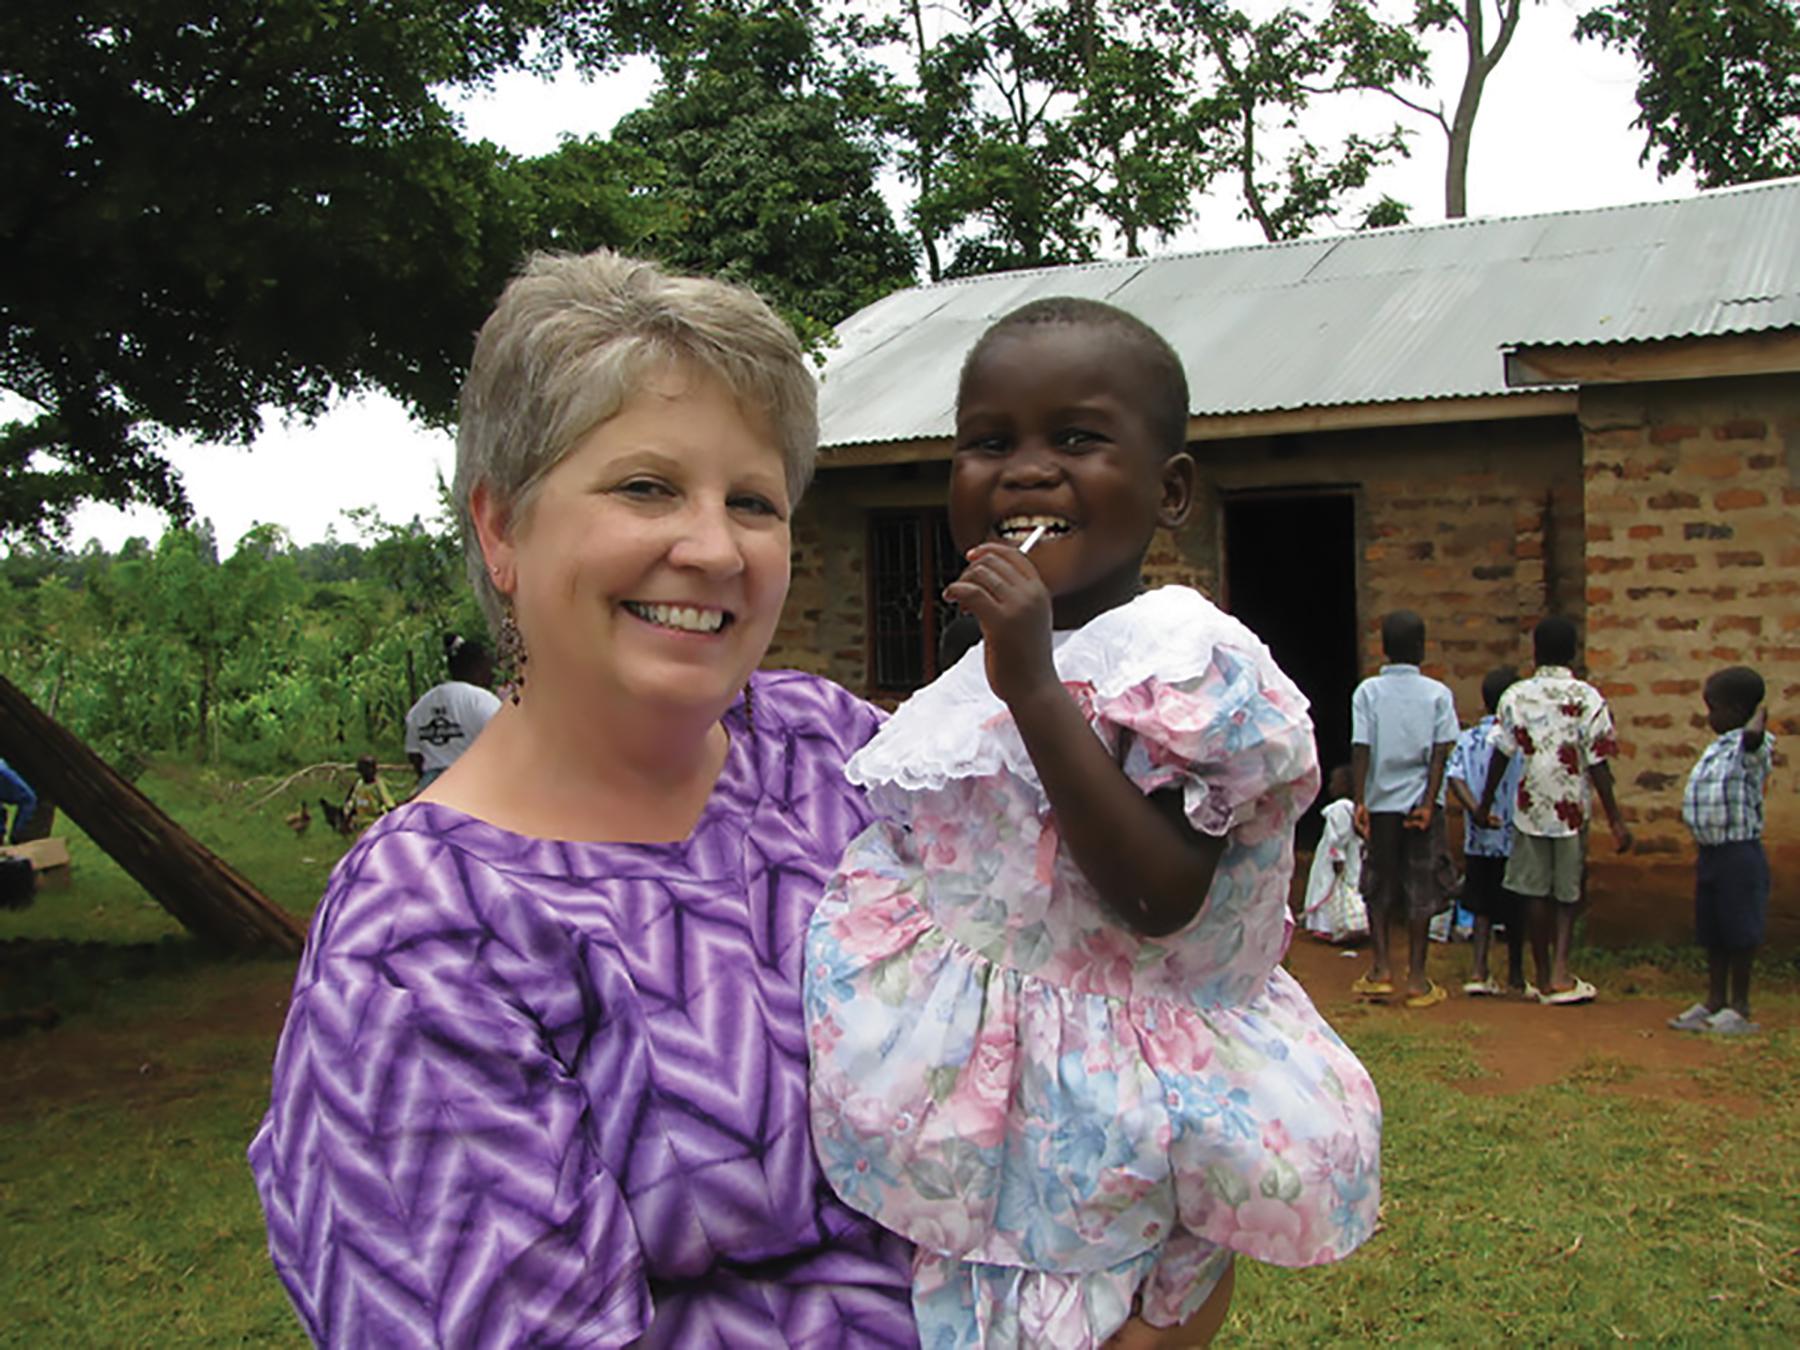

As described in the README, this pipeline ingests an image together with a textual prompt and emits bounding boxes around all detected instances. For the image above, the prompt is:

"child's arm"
[1405,740,1453,830]
[1350,743,1371,838]
[1743,703,1768,754]
[946,545,1226,938]
[1446,775,1477,816]
[1586,761,1632,852]
[1474,745,1510,828]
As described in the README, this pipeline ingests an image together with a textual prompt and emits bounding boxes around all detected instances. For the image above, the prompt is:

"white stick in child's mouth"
[1017,524,1048,554]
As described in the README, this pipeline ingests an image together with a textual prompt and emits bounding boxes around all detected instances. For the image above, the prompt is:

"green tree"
[1576,0,1800,186]
[0,1,645,542]
[612,0,915,340]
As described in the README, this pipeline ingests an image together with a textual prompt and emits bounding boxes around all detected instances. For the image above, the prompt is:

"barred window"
[868,510,962,693]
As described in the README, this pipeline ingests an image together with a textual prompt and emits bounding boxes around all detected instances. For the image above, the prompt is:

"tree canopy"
[1576,0,1800,187]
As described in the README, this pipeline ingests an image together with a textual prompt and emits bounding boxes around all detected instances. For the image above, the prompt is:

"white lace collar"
[846,587,1286,793]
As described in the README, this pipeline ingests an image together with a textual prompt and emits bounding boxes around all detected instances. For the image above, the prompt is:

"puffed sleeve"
[1088,642,1320,845]
[248,836,651,1348]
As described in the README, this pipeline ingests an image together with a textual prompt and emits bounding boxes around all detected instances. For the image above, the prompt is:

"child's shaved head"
[1481,666,1518,714]
[962,297,1190,458]
[1381,610,1425,663]
[1533,615,1578,667]
[1705,666,1764,723]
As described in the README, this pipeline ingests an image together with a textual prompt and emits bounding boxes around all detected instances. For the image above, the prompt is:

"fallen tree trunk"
[0,674,305,954]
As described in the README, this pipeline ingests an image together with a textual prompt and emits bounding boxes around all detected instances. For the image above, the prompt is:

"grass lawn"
[3,768,1796,1344]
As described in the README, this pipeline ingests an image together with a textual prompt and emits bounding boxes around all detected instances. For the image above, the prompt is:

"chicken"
[284,800,311,834]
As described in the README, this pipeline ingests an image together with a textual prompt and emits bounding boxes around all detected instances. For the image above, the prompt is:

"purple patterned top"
[249,672,918,1347]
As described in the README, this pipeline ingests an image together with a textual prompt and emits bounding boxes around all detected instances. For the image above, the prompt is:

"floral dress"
[1301,798,1369,943]
[805,588,1382,1348]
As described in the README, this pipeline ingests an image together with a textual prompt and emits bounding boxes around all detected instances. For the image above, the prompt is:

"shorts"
[1504,833,1584,904]
[1361,811,1454,921]
[1460,854,1522,926]
[1695,840,1769,952]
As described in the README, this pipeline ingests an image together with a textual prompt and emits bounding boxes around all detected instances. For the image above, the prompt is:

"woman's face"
[481,363,792,722]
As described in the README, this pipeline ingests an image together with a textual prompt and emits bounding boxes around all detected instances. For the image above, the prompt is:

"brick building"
[769,181,1800,944]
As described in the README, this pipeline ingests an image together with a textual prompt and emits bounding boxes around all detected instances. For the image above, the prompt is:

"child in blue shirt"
[1669,666,1773,1035]
[1350,610,1458,1007]
[1446,667,1527,996]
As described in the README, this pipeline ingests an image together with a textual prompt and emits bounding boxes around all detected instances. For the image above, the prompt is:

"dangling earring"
[742,678,755,734]
[498,605,528,705]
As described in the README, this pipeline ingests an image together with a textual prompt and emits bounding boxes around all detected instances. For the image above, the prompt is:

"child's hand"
[1403,803,1434,831]
[943,542,1056,707]
[1611,820,1633,853]
[1353,803,1370,838]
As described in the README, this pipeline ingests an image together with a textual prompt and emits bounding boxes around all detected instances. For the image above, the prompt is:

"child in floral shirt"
[1475,616,1631,1005]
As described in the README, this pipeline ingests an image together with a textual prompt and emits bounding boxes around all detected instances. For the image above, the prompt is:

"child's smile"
[951,323,1193,629]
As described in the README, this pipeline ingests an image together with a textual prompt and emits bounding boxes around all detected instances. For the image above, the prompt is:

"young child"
[1474,616,1631,1005]
[1349,611,1459,1007]
[805,299,1380,1349]
[1669,666,1772,1035]
[1301,765,1370,943]
[1446,667,1527,996]
[341,754,395,834]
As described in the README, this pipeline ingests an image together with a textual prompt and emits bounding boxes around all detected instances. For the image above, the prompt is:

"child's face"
[950,324,1193,629]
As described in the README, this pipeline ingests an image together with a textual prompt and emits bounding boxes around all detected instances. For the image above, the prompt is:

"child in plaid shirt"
[1669,666,1773,1035]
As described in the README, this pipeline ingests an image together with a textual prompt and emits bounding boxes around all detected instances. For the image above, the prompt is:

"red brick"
[1626,646,1672,663]
[1785,488,1800,507]
[1717,550,1763,568]
[1587,555,1633,573]
[1631,713,1674,729]
[1651,680,1701,696]
[1626,585,1679,600]
[1588,427,1643,450]
[1760,580,1800,598]
[1702,646,1742,663]
[1713,615,1762,635]
[1626,524,1663,540]
[1688,585,1738,602]
[1749,453,1779,470]
[1599,682,1638,698]
[1516,537,1543,560]
[1586,586,1613,604]
[1715,487,1767,510]
[1586,523,1613,542]
[1646,554,1697,571]
[1635,770,1679,792]
[1649,423,1699,445]
[1685,452,1742,477]
[1782,614,1800,632]
[1632,836,1683,855]
[1646,491,1701,510]
[1655,616,1700,631]
[1713,418,1766,441]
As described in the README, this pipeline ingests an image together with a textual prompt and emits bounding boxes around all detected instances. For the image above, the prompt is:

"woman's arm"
[945,545,1223,937]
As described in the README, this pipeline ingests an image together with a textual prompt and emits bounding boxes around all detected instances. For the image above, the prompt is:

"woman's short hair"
[454,250,819,627]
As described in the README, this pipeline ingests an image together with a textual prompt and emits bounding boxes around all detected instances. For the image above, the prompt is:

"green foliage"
[0,1,655,542]
[1576,0,1800,187]
[0,511,480,772]
[613,0,915,342]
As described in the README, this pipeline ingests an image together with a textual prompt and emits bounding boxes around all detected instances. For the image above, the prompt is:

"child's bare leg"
[1365,906,1392,982]
[1527,896,1554,991]
[1549,903,1578,991]
[1728,949,1755,1017]
[1503,920,1526,990]
[1406,913,1432,996]
[1103,1261,1237,1349]
[1470,915,1494,982]
[1706,947,1730,1013]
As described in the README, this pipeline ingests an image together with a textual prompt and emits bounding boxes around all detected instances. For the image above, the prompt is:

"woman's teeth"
[625,602,727,633]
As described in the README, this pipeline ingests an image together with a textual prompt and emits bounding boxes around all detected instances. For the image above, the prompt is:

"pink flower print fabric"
[805,588,1382,1347]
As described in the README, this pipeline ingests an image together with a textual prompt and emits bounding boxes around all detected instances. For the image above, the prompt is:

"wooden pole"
[0,674,305,954]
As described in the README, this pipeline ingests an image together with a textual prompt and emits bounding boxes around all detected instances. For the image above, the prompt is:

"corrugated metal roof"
[817,178,1800,448]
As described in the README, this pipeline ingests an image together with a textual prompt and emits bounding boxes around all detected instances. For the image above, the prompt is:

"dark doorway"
[1221,491,1359,845]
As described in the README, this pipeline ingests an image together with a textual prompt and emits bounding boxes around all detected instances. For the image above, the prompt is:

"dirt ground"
[1284,932,1767,1105]
[1,927,1784,1124]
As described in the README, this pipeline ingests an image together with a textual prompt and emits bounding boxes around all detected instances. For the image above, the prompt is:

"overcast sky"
[57,0,1696,554]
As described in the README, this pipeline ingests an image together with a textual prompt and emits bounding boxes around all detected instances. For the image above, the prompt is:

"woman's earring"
[498,606,528,706]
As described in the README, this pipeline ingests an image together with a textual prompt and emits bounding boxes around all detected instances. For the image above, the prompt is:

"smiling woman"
[247,252,919,1347]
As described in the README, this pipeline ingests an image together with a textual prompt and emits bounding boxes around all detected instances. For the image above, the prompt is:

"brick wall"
[1186,415,1583,712]
[1579,374,1800,944]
